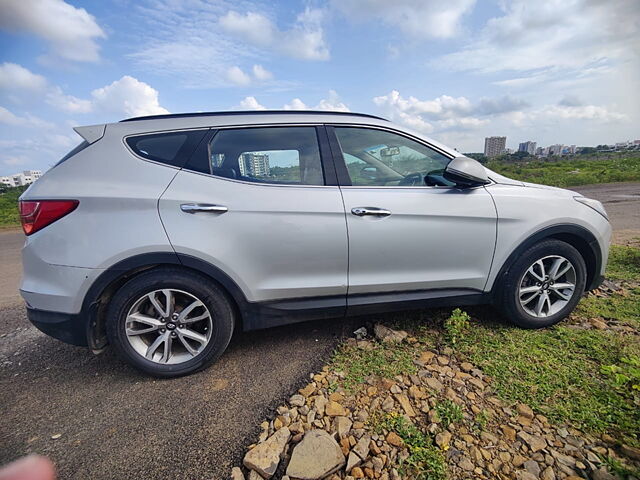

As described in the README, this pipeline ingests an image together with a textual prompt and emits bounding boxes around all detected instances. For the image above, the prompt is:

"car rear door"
[326,125,497,306]
[158,125,348,321]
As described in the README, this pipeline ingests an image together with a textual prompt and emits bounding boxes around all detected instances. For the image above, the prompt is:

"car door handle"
[351,207,392,217]
[180,203,228,214]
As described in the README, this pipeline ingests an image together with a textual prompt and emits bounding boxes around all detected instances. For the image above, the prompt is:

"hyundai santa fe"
[19,110,611,377]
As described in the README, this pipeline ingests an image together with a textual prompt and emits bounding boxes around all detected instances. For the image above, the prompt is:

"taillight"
[19,200,79,235]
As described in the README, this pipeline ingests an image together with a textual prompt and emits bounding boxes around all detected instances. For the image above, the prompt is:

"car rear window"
[126,130,208,168]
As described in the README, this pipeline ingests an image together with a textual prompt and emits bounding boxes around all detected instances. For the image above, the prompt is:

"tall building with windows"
[484,136,507,157]
[239,153,270,177]
[518,141,537,155]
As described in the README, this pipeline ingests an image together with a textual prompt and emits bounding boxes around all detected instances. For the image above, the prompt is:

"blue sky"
[0,0,638,175]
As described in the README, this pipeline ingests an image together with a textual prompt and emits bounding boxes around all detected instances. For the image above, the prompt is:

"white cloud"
[219,8,329,60]
[226,66,252,87]
[252,65,273,82]
[128,2,286,88]
[0,0,106,62]
[438,0,640,76]
[0,106,52,128]
[333,0,475,39]
[373,90,519,132]
[283,98,308,110]
[90,76,169,117]
[372,90,628,151]
[536,104,627,123]
[316,90,350,112]
[0,63,47,92]
[238,96,266,110]
[46,86,92,113]
[284,91,350,112]
[237,91,350,112]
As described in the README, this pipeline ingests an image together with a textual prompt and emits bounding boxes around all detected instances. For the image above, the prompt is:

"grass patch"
[0,185,27,227]
[457,324,639,441]
[331,341,417,391]
[372,245,640,448]
[435,399,463,428]
[575,245,640,327]
[601,455,640,480]
[487,152,640,188]
[373,413,447,480]
[451,246,640,445]
[607,245,640,282]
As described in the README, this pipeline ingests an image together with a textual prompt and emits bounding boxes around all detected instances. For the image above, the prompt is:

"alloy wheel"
[518,255,577,318]
[125,289,213,364]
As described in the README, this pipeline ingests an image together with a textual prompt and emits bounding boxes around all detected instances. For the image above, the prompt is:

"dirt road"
[0,182,637,479]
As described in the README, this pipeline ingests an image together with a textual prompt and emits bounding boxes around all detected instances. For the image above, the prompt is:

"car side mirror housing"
[443,156,490,187]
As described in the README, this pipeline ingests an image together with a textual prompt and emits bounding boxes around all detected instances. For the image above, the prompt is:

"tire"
[498,239,587,329]
[106,267,235,377]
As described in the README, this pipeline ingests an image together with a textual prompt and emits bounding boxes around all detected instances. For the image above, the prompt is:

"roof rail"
[120,110,388,123]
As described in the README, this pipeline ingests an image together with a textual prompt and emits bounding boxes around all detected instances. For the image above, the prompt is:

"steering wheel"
[398,172,425,186]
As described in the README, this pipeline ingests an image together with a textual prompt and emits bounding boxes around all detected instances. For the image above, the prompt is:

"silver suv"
[19,111,611,376]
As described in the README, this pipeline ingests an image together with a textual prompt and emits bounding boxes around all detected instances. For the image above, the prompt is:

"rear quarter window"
[126,130,208,168]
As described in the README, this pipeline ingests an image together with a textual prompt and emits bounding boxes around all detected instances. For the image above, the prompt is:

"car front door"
[327,125,497,305]
[159,125,348,321]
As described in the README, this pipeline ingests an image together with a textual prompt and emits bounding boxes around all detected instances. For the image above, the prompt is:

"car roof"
[120,110,387,123]
[101,110,461,158]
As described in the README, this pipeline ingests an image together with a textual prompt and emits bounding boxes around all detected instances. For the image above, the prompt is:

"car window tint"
[206,127,324,185]
[333,127,454,187]
[126,130,207,168]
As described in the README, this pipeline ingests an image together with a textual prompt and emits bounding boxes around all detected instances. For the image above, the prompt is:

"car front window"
[334,127,455,187]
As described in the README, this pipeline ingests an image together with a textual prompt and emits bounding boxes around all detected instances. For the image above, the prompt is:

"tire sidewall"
[106,268,234,377]
[502,240,587,328]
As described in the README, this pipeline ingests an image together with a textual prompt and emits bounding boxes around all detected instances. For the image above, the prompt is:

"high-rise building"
[484,136,507,157]
[239,153,270,177]
[518,141,537,155]
[549,144,564,156]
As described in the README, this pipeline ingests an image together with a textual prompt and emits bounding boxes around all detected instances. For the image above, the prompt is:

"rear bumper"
[26,307,88,346]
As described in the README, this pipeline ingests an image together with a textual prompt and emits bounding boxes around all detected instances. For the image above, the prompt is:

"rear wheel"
[106,268,234,377]
[499,240,586,328]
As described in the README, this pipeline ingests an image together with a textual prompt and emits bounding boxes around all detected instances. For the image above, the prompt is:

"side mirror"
[444,156,490,187]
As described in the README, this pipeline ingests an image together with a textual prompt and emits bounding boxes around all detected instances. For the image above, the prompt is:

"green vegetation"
[373,413,447,480]
[332,245,640,449]
[331,341,417,391]
[487,152,640,188]
[443,308,470,346]
[435,399,463,428]
[600,455,640,479]
[0,185,27,228]
[454,245,640,445]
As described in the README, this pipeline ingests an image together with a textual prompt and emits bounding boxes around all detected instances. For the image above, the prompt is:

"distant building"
[549,144,564,156]
[0,170,42,188]
[239,153,270,177]
[518,141,537,155]
[484,136,507,158]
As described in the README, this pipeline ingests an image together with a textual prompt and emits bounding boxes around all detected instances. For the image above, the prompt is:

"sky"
[0,0,638,175]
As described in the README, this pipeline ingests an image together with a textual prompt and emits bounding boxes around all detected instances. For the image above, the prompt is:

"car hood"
[484,167,579,197]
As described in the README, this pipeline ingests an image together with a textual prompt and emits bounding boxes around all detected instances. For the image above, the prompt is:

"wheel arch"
[83,252,248,349]
[489,224,602,301]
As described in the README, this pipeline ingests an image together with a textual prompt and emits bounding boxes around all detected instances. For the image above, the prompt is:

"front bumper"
[26,307,88,346]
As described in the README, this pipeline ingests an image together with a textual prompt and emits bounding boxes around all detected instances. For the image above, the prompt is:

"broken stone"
[373,324,408,343]
[243,427,291,478]
[286,429,345,480]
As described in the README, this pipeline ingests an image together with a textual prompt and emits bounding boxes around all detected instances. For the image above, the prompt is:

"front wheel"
[499,240,587,328]
[106,268,235,377]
